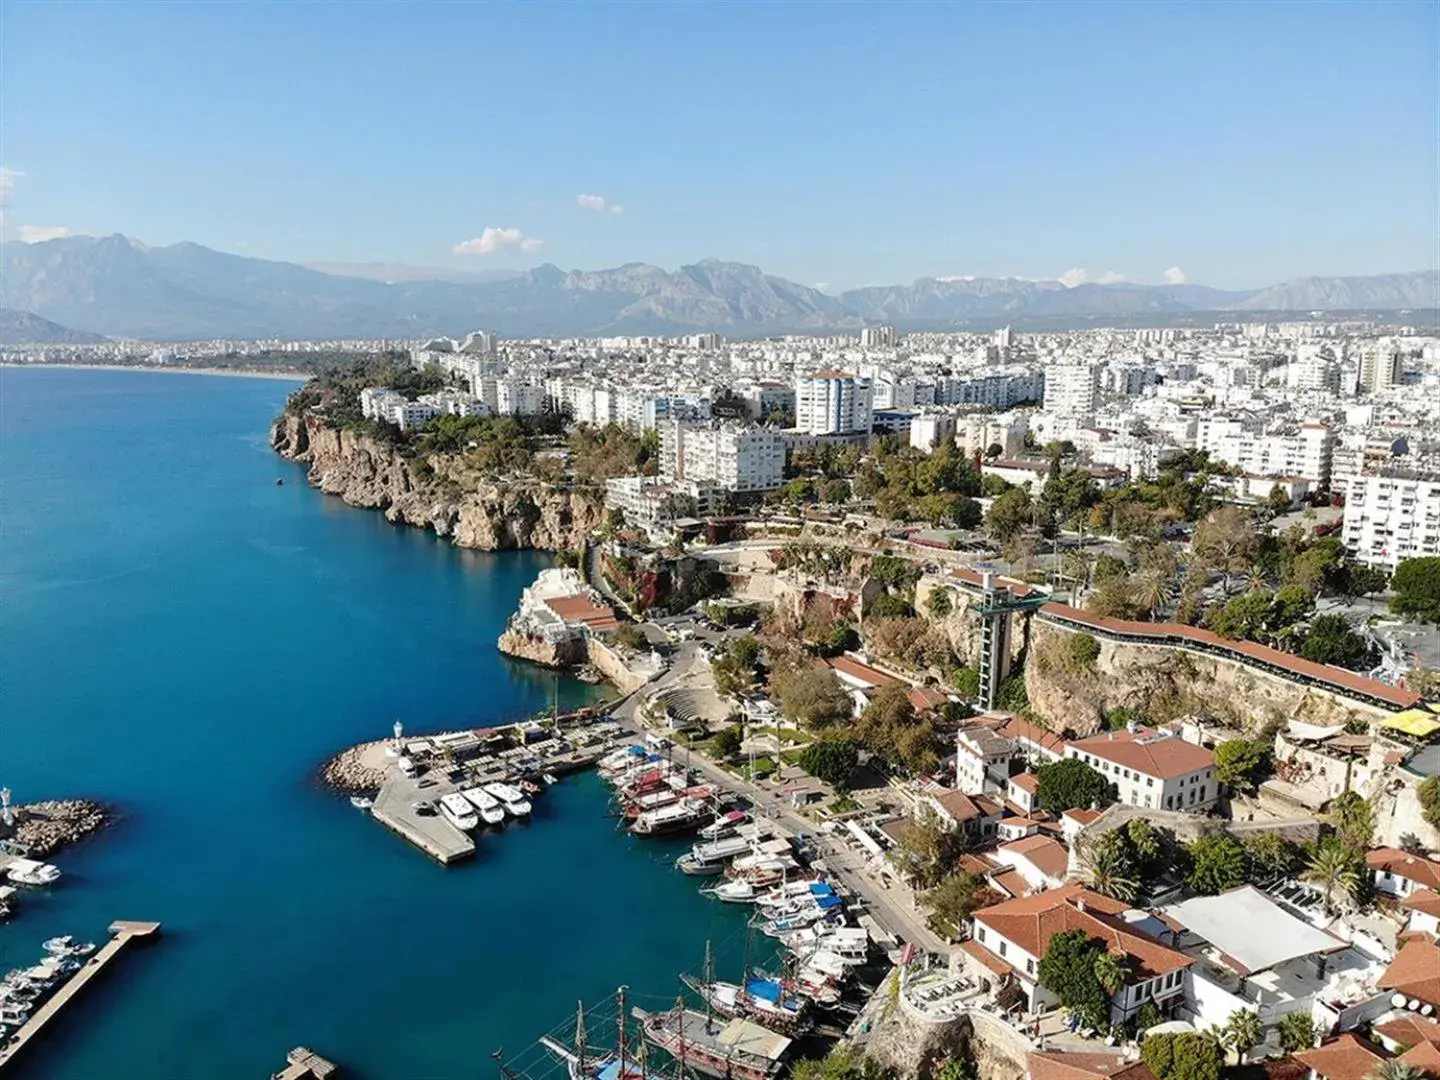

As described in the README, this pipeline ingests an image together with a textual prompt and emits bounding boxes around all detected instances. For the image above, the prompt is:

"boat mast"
[576,1000,588,1079]
[703,939,714,1032]
[673,995,687,1077]
[616,985,628,1074]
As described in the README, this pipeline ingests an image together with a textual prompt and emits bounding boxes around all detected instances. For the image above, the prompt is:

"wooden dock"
[0,920,160,1072]
[273,1045,338,1079]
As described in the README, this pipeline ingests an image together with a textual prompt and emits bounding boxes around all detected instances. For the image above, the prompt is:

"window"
[977,927,986,942]
[1199,786,1206,801]
[1027,959,1035,975]
[999,941,1008,958]
[1147,778,1154,788]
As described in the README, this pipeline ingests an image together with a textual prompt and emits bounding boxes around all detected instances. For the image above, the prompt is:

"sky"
[1,1,1436,290]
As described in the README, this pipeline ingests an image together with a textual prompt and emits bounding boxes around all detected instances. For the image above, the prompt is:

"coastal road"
[611,659,947,955]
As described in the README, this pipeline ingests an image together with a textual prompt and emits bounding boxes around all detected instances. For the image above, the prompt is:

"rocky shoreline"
[3,799,114,858]
[318,741,389,795]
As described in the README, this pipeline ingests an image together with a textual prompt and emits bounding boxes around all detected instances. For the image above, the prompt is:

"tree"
[771,665,853,728]
[1277,1011,1320,1052]
[986,488,1033,544]
[1036,757,1113,813]
[1419,775,1440,831]
[1093,950,1132,998]
[857,684,918,760]
[926,587,954,619]
[953,496,983,530]
[1037,930,1110,1030]
[1341,563,1390,600]
[1391,557,1440,622]
[797,736,861,788]
[1087,574,1141,619]
[1331,791,1376,852]
[730,634,761,670]
[1368,1062,1425,1080]
[923,870,994,939]
[1223,1009,1264,1065]
[1213,738,1273,791]
[712,725,743,761]
[1304,837,1362,913]
[893,806,969,888]
[791,1045,895,1080]
[952,665,981,700]
[1184,834,1246,895]
[1193,507,1259,594]
[1244,832,1302,881]
[1064,632,1101,671]
[1079,831,1141,904]
[614,623,646,650]
[1300,614,1373,670]
[1141,1032,1224,1080]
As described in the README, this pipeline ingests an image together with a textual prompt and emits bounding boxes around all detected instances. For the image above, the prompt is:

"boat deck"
[0,920,161,1072]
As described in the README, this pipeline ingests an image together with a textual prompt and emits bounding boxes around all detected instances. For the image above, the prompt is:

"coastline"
[1,362,309,382]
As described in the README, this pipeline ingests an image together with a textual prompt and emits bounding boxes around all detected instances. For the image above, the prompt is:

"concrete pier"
[370,778,474,865]
[0,919,161,1072]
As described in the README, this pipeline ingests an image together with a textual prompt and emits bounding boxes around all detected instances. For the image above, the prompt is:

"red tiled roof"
[950,566,1035,597]
[998,714,1068,753]
[973,883,1192,980]
[1379,937,1440,1008]
[1064,808,1105,827]
[991,869,1031,898]
[827,655,897,688]
[1068,727,1214,780]
[545,594,620,631]
[1399,1039,1440,1076]
[1000,835,1071,881]
[1295,1035,1391,1080]
[908,686,950,712]
[1027,1051,1158,1080]
[931,790,982,823]
[1374,1013,1440,1050]
[1404,888,1440,919]
[1040,602,1422,710]
[1010,773,1040,793]
[960,937,1022,980]
[1367,849,1440,892]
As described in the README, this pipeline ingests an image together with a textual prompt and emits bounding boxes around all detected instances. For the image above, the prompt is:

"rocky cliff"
[270,412,604,552]
[497,627,585,668]
[1024,617,1389,736]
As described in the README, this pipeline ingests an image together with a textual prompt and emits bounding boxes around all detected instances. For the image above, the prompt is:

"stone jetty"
[1,799,112,858]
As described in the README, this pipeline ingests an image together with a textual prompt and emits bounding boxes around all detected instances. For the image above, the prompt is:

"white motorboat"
[5,858,61,887]
[484,782,532,818]
[699,810,749,841]
[438,792,480,831]
[460,787,507,826]
[701,879,758,903]
[632,796,712,837]
[349,795,374,810]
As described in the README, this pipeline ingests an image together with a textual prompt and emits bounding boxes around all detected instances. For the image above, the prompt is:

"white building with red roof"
[1065,727,1216,813]
[1365,847,1440,899]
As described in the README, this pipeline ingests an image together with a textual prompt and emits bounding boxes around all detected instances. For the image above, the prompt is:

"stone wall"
[860,974,1029,1080]
[1024,617,1389,737]
[271,413,604,552]
[586,638,653,695]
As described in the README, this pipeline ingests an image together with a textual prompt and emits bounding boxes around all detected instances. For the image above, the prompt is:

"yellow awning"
[1382,708,1440,738]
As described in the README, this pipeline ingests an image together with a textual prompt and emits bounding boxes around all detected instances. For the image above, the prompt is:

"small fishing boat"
[701,879,758,903]
[5,859,61,887]
[349,795,374,810]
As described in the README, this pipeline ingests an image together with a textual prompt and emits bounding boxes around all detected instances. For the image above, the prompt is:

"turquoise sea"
[0,368,761,1079]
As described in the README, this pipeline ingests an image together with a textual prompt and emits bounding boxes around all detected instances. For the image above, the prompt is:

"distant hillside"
[1,235,1435,340]
[0,307,108,344]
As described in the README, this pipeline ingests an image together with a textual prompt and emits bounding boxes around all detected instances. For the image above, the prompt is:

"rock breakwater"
[319,741,390,794]
[4,799,113,857]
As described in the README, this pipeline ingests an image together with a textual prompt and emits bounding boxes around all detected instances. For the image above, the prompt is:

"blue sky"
[2,1,1435,289]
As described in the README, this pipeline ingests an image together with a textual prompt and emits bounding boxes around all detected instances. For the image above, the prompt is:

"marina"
[0,921,160,1072]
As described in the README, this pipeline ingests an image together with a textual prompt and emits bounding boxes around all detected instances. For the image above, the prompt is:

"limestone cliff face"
[1024,618,1388,736]
[270,413,604,552]
[497,628,585,667]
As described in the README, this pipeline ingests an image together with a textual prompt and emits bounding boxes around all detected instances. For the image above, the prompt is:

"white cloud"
[1059,268,1127,286]
[576,193,623,214]
[18,225,72,243]
[0,165,22,198]
[1163,265,1188,285]
[453,227,544,255]
[936,275,976,283]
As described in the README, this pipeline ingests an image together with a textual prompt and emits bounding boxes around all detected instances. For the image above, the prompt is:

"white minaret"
[392,721,404,754]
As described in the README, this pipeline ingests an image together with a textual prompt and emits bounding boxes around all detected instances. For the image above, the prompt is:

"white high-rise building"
[495,379,546,416]
[860,325,898,349]
[1203,422,1334,486]
[909,413,957,453]
[1342,471,1440,569]
[1359,346,1401,394]
[994,326,1014,351]
[795,372,873,435]
[1043,364,1100,418]
[660,422,785,493]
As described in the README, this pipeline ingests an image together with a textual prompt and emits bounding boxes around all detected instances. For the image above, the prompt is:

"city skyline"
[2,2,1435,289]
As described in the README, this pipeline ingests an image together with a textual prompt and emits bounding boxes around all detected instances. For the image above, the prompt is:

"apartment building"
[1043,364,1101,418]
[660,421,786,493]
[1204,422,1334,486]
[618,390,712,433]
[603,475,719,529]
[910,412,958,452]
[1064,727,1217,812]
[1359,346,1402,394]
[937,371,1045,410]
[860,325,898,349]
[1343,470,1440,569]
[795,372,874,435]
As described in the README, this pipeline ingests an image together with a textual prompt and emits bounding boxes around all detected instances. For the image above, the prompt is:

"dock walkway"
[370,777,474,864]
[0,920,161,1072]
[273,1045,338,1078]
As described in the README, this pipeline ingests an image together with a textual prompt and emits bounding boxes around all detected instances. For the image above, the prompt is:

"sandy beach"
[1,362,310,382]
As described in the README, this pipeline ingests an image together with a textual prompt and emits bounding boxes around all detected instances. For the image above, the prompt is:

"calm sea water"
[0,368,760,1079]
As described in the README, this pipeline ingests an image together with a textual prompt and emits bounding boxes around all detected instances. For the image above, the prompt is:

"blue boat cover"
[809,883,834,896]
[596,1058,624,1080]
[816,894,843,910]
[744,977,783,1004]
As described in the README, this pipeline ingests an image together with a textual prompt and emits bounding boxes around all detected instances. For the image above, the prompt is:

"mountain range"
[1,234,1435,342]
[0,307,109,345]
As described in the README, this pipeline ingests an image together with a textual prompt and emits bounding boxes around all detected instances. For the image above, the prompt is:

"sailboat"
[680,940,813,1035]
[540,990,681,1080]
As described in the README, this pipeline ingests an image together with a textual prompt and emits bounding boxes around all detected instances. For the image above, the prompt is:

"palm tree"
[1368,1062,1423,1080]
[1060,549,1093,595]
[1223,1008,1264,1065]
[1304,841,1360,914]
[1136,570,1174,621]
[1245,565,1269,593]
[1093,950,1132,998]
[1080,835,1140,904]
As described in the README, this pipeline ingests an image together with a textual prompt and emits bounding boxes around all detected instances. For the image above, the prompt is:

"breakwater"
[1,801,112,859]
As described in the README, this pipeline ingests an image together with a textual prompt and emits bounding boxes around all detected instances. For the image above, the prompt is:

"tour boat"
[438,792,480,831]
[460,787,507,826]
[701,879,758,903]
[540,990,683,1080]
[631,797,713,837]
[676,834,753,875]
[484,782,532,818]
[680,974,812,1034]
[766,965,844,1008]
[635,1004,792,1080]
[5,859,61,887]
[699,810,749,841]
[784,926,870,966]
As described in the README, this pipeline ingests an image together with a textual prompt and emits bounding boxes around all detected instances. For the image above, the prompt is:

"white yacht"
[483,782,532,818]
[460,787,507,826]
[438,792,479,831]
[5,859,61,887]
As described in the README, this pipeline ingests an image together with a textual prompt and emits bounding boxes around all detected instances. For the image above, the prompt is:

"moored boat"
[632,796,713,837]
[460,786,507,826]
[634,1004,791,1080]
[483,782,532,818]
[5,858,61,887]
[438,792,480,831]
[680,974,812,1034]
